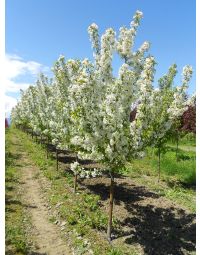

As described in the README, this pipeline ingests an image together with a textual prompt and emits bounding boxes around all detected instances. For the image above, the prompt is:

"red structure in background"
[180,105,196,134]
[5,118,9,128]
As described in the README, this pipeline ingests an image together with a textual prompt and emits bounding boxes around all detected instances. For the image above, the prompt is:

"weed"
[49,216,57,223]
[107,247,128,255]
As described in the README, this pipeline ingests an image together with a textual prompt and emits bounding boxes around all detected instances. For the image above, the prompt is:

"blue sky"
[5,0,196,115]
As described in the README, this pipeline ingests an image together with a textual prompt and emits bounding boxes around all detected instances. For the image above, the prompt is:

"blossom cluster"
[70,162,102,179]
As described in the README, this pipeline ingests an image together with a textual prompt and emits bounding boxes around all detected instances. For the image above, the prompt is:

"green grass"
[168,133,196,151]
[125,144,196,212]
[5,129,31,254]
[136,146,195,185]
[179,133,196,146]
[152,150,195,185]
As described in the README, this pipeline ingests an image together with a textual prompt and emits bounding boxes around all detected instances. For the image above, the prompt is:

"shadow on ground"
[5,151,22,167]
[81,179,196,255]
[5,196,38,209]
[6,248,47,255]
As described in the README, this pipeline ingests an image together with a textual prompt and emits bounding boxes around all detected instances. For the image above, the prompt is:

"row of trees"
[11,10,194,241]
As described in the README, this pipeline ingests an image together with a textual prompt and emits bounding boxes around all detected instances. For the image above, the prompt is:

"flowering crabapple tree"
[34,74,55,140]
[147,64,193,180]
[167,66,193,161]
[52,55,104,189]
[11,89,30,129]
[12,73,55,144]
[50,56,77,151]
[71,10,159,241]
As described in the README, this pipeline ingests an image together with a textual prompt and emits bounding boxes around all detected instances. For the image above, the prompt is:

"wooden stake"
[46,138,49,159]
[56,149,59,171]
[107,172,115,242]
[74,174,78,193]
[73,155,79,193]
[176,130,179,162]
[158,146,161,182]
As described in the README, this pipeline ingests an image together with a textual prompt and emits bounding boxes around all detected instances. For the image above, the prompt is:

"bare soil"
[80,177,196,255]
[53,148,196,254]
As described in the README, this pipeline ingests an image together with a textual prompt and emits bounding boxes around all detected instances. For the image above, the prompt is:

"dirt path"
[16,148,72,254]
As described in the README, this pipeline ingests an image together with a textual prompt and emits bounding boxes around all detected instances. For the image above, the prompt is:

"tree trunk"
[151,147,154,158]
[74,174,78,193]
[176,131,179,162]
[158,147,161,182]
[56,149,59,171]
[74,156,79,193]
[46,138,49,159]
[107,172,115,242]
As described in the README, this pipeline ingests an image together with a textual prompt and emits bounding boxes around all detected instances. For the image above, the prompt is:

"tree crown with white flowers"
[11,10,193,172]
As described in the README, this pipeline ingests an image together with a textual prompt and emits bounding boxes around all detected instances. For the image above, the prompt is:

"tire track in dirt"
[17,150,72,254]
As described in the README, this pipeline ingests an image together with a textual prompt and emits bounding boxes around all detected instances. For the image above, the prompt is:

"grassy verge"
[124,146,196,212]
[5,129,32,254]
[12,127,138,255]
[167,133,196,152]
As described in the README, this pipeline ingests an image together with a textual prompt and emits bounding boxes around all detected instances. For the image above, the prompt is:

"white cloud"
[4,54,50,115]
[5,80,31,93]
[5,54,49,92]
[5,95,18,117]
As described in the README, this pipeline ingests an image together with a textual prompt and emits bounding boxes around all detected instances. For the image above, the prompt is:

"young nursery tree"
[77,11,157,241]
[147,64,178,180]
[140,63,193,178]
